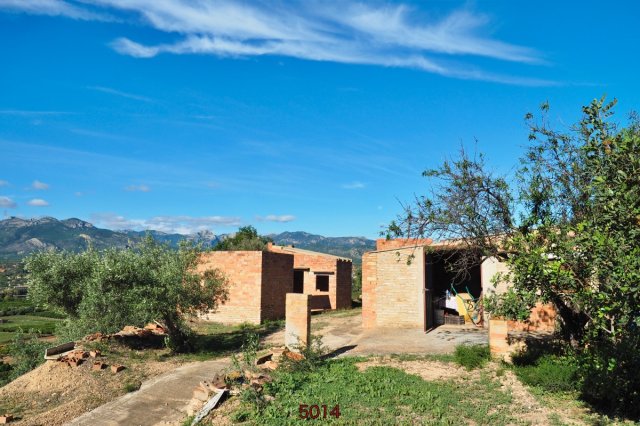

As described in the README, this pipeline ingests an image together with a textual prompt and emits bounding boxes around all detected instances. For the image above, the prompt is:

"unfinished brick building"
[197,251,293,324]
[362,239,555,332]
[267,243,352,311]
[196,245,352,324]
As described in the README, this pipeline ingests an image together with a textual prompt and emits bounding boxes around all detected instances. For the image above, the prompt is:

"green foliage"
[483,287,537,321]
[351,265,362,298]
[235,358,516,425]
[214,226,272,251]
[25,237,229,352]
[278,335,327,373]
[230,332,261,373]
[512,354,580,393]
[123,380,142,393]
[454,344,490,370]
[7,328,48,380]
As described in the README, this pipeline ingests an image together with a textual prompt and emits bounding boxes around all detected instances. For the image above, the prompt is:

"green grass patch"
[0,315,61,335]
[312,307,361,319]
[388,353,457,363]
[173,319,284,362]
[454,344,491,370]
[512,354,580,393]
[236,357,516,425]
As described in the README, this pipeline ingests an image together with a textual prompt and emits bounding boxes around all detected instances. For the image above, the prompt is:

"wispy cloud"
[27,198,49,206]
[0,180,8,187]
[0,0,552,85]
[257,214,296,223]
[0,0,113,21]
[0,196,17,208]
[32,180,50,190]
[124,184,151,192]
[91,212,241,234]
[88,85,153,102]
[0,110,72,116]
[342,181,365,190]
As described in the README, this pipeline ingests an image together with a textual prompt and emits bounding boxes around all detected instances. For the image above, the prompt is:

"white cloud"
[32,180,50,190]
[257,214,296,223]
[0,0,110,20]
[91,212,241,234]
[27,198,49,206]
[0,196,17,208]
[0,180,8,187]
[88,86,153,102]
[0,0,551,85]
[124,184,151,192]
[342,181,365,190]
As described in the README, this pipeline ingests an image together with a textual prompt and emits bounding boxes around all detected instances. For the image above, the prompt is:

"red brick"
[111,365,125,373]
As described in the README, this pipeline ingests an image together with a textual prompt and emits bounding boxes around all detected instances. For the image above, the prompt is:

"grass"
[177,319,284,361]
[454,344,491,370]
[0,315,62,335]
[236,357,517,425]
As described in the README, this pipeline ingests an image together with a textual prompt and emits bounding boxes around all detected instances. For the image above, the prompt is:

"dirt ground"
[0,354,180,426]
[265,308,489,357]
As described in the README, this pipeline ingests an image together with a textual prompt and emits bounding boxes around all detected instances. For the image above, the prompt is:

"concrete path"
[66,358,230,426]
[350,325,488,355]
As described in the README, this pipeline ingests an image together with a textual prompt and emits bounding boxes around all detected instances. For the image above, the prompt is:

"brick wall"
[375,238,432,251]
[508,303,556,332]
[197,251,264,324]
[267,244,352,310]
[362,252,377,328]
[260,251,294,321]
[362,247,425,328]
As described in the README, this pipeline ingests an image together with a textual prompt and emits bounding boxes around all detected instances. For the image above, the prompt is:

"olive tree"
[26,237,229,352]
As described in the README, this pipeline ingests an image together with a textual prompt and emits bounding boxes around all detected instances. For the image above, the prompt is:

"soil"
[0,354,180,425]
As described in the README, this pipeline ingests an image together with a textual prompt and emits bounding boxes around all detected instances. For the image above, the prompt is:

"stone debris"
[89,350,101,358]
[58,350,90,368]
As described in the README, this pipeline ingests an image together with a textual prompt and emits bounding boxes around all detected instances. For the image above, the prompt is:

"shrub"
[513,355,579,393]
[8,328,48,379]
[454,344,490,370]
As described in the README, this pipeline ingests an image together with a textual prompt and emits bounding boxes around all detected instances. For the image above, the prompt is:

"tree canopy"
[388,97,640,416]
[26,237,229,352]
[214,226,272,251]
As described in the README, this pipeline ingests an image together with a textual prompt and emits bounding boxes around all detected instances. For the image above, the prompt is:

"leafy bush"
[454,344,490,370]
[512,355,579,393]
[8,328,48,379]
[483,287,536,321]
[278,335,327,373]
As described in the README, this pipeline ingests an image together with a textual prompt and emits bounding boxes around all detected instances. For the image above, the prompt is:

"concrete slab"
[66,358,229,426]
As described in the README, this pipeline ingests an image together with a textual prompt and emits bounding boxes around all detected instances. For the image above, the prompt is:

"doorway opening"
[293,269,305,293]
[425,251,482,331]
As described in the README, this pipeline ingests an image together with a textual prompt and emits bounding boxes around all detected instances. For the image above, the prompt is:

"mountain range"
[0,217,375,263]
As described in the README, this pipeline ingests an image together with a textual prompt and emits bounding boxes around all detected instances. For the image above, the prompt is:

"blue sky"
[1,1,639,238]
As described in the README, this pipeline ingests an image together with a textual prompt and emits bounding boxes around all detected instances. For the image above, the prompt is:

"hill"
[270,231,375,262]
[0,217,375,263]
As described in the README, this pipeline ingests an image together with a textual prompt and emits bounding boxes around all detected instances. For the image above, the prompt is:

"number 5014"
[298,404,340,419]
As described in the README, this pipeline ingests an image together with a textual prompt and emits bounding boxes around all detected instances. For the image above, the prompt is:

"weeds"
[512,354,579,393]
[454,344,490,370]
